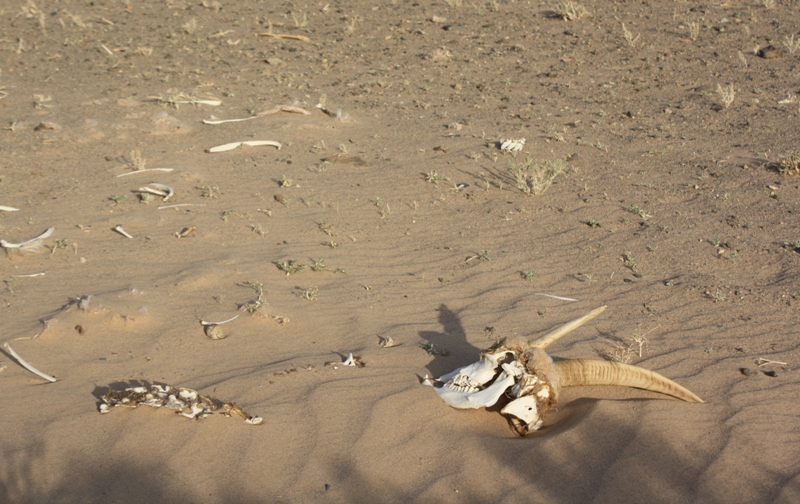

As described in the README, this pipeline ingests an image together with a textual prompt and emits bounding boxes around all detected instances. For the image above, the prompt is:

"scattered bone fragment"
[1,227,55,250]
[175,226,196,238]
[100,384,261,424]
[202,116,258,125]
[379,336,401,348]
[112,225,133,239]
[137,183,174,201]
[4,342,57,382]
[500,138,526,152]
[0,206,20,212]
[342,353,365,367]
[116,168,175,178]
[206,140,281,153]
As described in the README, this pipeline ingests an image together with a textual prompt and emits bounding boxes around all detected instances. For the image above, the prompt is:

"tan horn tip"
[528,305,607,349]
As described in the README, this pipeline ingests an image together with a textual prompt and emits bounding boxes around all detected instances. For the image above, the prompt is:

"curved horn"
[528,306,607,349]
[556,359,704,403]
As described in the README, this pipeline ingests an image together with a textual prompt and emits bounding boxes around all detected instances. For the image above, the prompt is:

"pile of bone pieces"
[99,384,263,425]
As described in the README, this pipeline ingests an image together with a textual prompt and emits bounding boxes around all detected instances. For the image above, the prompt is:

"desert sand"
[1,1,799,502]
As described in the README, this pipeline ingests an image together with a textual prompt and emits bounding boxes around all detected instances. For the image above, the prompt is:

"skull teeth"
[444,382,480,393]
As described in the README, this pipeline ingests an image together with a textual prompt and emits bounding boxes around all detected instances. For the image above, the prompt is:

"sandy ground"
[1,1,800,502]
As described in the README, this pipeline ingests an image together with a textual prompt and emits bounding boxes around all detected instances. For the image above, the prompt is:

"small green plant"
[278,175,292,188]
[275,260,306,275]
[317,221,333,236]
[48,238,70,256]
[523,269,536,282]
[322,241,340,248]
[627,204,651,220]
[239,281,265,313]
[374,197,390,218]
[622,251,638,272]
[108,194,125,205]
[300,285,318,301]
[587,219,600,228]
[199,185,220,198]
[425,170,448,184]
[783,240,800,250]
[420,343,449,356]
[507,157,569,195]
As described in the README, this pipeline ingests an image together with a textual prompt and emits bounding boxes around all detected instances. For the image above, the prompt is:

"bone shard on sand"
[100,384,262,425]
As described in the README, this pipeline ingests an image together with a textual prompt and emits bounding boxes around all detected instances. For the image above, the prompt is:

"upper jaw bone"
[434,361,523,409]
[436,348,514,389]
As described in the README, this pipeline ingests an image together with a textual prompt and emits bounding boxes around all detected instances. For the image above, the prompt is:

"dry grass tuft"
[554,2,589,21]
[507,158,569,195]
[778,151,800,176]
[716,83,735,109]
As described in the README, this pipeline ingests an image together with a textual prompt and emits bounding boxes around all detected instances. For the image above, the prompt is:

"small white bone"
[200,315,239,326]
[112,225,133,239]
[202,116,258,125]
[117,168,175,177]
[206,140,281,153]
[149,183,174,201]
[0,206,20,212]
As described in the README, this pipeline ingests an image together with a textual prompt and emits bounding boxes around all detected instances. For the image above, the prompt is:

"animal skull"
[426,306,704,435]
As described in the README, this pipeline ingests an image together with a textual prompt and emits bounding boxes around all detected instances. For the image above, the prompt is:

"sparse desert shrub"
[554,2,589,21]
[717,83,735,109]
[507,158,568,195]
[779,151,800,175]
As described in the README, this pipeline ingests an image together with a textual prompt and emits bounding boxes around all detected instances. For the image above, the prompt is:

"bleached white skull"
[426,306,704,435]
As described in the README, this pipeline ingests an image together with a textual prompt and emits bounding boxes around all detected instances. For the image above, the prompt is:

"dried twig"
[116,168,175,178]
[257,32,310,42]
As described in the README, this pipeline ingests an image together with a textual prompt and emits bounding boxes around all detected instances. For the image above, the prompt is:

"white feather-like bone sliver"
[1,227,55,249]
[206,140,281,153]
[4,342,57,382]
